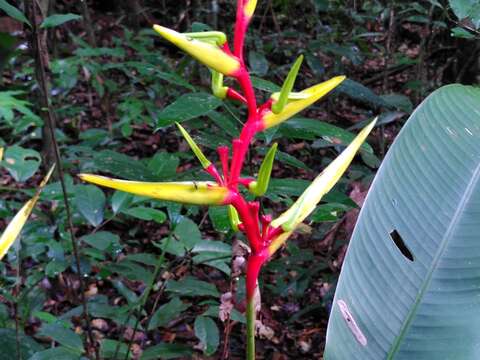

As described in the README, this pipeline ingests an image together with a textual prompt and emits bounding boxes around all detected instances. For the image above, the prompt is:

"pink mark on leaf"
[337,299,367,346]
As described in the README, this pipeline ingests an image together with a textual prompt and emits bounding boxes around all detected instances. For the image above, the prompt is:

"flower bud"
[153,25,240,76]
[248,143,277,196]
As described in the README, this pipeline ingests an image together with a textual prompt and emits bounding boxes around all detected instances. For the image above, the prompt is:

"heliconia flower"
[261,76,346,130]
[271,55,304,114]
[176,122,212,169]
[267,230,292,257]
[211,70,229,99]
[270,119,377,236]
[153,25,240,76]
[249,143,277,196]
[227,205,241,232]
[175,122,223,183]
[78,174,231,206]
[0,147,3,161]
[244,0,258,18]
[0,165,55,260]
[182,31,227,46]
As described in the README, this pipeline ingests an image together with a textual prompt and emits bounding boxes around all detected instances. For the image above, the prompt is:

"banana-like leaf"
[0,166,55,260]
[78,174,230,206]
[325,85,480,359]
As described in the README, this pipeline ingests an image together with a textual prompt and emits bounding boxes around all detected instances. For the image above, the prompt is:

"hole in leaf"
[389,229,414,262]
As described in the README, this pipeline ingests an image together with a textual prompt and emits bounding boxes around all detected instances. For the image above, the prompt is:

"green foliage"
[2,0,466,358]
[1,146,41,182]
[73,185,106,227]
[40,13,82,29]
[194,316,220,356]
[449,0,480,26]
[325,85,480,358]
[0,0,30,27]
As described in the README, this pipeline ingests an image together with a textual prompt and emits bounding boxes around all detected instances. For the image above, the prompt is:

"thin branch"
[80,0,96,47]
[29,2,98,358]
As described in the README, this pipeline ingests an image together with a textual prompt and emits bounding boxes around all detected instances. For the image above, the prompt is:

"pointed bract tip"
[272,55,305,114]
[262,76,347,130]
[244,0,258,17]
[270,118,375,232]
[175,122,212,169]
[0,167,54,261]
[153,24,240,75]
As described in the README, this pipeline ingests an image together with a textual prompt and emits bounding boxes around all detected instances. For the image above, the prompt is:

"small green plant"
[77,1,375,358]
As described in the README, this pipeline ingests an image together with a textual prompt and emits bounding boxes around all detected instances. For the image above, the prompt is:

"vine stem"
[29,2,98,358]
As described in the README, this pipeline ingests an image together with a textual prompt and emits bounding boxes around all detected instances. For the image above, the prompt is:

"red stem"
[246,249,269,300]
[225,0,287,307]
[230,193,262,253]
[234,0,249,59]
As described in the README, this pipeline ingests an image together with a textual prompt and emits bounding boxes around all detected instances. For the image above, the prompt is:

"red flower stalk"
[80,1,375,358]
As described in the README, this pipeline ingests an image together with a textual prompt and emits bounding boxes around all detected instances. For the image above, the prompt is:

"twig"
[14,244,21,360]
[221,261,237,360]
[28,2,98,358]
[380,4,396,157]
[415,4,435,103]
[14,302,21,360]
[80,0,96,47]
[363,64,413,85]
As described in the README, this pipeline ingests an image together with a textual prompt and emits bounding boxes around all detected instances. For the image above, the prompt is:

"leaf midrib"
[387,161,480,359]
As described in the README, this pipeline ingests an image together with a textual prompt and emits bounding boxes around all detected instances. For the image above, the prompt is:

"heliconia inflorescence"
[79,1,376,359]
[0,165,55,260]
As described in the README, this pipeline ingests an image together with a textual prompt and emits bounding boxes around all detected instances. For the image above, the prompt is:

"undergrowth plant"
[0,1,375,358]
[78,1,375,358]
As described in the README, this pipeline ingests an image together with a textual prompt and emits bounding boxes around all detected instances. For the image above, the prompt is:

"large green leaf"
[156,93,222,128]
[325,84,480,359]
[0,0,31,26]
[40,13,82,28]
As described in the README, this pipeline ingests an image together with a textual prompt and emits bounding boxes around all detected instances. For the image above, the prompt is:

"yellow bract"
[262,76,346,129]
[153,25,240,76]
[244,0,258,17]
[267,231,292,256]
[0,165,55,260]
[0,147,3,162]
[270,119,377,233]
[78,174,230,206]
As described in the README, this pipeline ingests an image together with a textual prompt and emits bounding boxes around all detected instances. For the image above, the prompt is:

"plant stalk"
[246,298,256,360]
[28,2,98,358]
